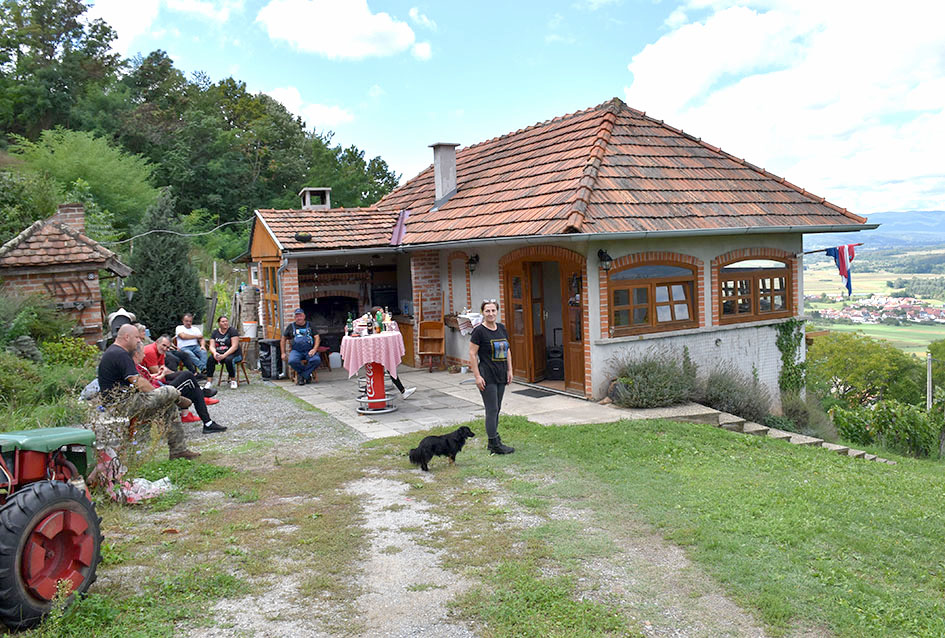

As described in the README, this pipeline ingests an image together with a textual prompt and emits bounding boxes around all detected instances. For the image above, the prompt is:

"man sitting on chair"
[282,308,320,386]
[175,312,208,374]
[208,315,242,390]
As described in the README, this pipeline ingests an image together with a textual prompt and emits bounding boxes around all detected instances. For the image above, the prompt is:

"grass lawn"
[27,415,945,638]
[808,322,945,355]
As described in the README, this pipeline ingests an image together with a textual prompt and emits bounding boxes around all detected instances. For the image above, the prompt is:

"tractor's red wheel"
[0,481,102,630]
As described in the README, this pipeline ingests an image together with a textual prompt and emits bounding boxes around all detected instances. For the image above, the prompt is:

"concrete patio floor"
[274,367,721,439]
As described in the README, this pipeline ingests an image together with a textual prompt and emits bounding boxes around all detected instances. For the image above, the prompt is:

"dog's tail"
[408,447,423,466]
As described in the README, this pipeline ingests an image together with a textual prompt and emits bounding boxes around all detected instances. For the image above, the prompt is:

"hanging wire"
[101,218,253,245]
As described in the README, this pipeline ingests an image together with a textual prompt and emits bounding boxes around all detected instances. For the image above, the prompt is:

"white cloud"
[267,86,354,128]
[574,0,621,9]
[256,0,425,60]
[624,0,945,213]
[165,0,244,22]
[84,0,160,56]
[545,33,576,44]
[368,84,385,98]
[411,41,432,60]
[408,7,437,30]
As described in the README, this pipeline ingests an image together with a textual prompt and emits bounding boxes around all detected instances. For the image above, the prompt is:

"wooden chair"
[417,292,445,372]
[214,336,252,386]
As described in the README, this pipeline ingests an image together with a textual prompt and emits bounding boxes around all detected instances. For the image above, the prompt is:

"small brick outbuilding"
[0,204,131,345]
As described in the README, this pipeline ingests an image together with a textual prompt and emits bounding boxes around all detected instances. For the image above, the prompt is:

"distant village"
[807,294,945,324]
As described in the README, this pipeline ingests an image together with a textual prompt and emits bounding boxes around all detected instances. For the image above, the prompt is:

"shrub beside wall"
[609,350,699,408]
[703,365,771,423]
[832,401,942,458]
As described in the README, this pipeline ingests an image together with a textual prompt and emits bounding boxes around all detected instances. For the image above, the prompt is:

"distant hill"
[805,210,945,249]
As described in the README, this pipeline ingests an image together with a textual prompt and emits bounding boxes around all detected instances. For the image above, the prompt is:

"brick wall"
[281,258,300,327]
[2,269,104,344]
[410,250,442,368]
[52,203,86,234]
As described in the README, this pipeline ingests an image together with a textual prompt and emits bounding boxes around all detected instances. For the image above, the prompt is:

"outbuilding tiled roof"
[257,98,867,251]
[0,219,128,273]
[255,207,401,250]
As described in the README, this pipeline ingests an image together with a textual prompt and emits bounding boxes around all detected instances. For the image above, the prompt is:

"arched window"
[719,259,791,323]
[608,262,698,335]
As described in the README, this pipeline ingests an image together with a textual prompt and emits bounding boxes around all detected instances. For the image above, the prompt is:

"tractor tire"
[0,480,102,630]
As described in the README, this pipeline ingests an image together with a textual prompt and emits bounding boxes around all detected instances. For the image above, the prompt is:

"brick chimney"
[299,187,331,210]
[53,203,86,234]
[430,143,459,205]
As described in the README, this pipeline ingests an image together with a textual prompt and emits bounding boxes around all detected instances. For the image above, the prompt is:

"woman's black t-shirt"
[470,322,510,385]
[212,326,240,353]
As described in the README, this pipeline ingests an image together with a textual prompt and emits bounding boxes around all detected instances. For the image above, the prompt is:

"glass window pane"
[721,280,736,297]
[611,264,692,280]
[513,304,524,333]
[655,286,669,303]
[737,280,751,296]
[674,303,689,320]
[633,287,648,305]
[759,296,771,311]
[737,298,751,314]
[656,305,672,322]
[512,276,523,299]
[722,259,788,271]
[570,308,582,341]
[533,304,543,333]
[614,309,630,326]
[671,284,686,301]
[773,295,786,310]
[760,278,771,293]
[613,289,630,306]
[722,300,735,315]
[773,277,786,292]
[633,307,648,324]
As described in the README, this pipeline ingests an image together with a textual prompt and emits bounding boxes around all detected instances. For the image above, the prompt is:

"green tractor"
[0,427,102,630]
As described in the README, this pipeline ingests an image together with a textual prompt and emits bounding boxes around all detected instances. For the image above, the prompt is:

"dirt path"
[98,382,817,637]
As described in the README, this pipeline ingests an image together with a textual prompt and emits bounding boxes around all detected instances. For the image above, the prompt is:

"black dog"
[408,426,476,471]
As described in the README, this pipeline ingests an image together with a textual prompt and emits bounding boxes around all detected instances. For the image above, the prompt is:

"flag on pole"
[824,244,856,296]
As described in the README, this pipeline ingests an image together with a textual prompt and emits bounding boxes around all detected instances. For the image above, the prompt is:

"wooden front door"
[261,261,280,339]
[560,263,585,393]
[505,263,530,379]
[529,262,546,380]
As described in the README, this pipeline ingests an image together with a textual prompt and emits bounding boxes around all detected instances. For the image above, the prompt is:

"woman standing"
[469,300,514,454]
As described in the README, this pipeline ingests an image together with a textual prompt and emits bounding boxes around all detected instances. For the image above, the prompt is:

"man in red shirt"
[143,336,226,434]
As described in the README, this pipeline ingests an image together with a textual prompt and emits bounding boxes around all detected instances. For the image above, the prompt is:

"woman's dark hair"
[480,299,499,312]
[217,315,229,324]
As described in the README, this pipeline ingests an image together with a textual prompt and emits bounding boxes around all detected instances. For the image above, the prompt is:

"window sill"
[593,317,795,346]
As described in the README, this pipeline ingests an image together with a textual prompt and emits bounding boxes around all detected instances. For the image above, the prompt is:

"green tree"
[0,0,121,136]
[930,339,945,391]
[10,128,158,232]
[807,331,925,407]
[126,190,203,337]
[0,165,61,244]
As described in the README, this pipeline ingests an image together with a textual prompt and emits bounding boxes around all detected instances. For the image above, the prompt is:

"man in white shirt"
[175,312,208,374]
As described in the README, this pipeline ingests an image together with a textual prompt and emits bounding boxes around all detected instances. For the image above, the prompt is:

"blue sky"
[87,0,945,215]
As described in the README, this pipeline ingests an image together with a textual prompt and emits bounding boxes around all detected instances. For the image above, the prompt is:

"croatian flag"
[825,244,856,296]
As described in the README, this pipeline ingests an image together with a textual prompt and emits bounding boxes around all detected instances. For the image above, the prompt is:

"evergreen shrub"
[832,400,940,458]
[703,364,770,423]
[610,349,698,408]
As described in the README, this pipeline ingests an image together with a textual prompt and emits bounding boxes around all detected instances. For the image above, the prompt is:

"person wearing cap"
[282,308,320,385]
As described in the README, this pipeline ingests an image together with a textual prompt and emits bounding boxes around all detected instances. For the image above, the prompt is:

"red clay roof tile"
[0,220,125,270]
[256,98,867,251]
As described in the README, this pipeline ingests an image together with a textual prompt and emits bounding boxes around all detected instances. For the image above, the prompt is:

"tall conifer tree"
[126,190,203,337]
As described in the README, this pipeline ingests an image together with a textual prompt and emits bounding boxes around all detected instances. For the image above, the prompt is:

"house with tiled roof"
[245,98,876,400]
[0,204,131,345]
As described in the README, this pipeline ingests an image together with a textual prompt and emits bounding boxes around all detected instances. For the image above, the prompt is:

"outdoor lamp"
[597,249,613,272]
[467,254,480,273]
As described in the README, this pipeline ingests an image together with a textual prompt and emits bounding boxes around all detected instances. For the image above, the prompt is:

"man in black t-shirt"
[97,324,199,460]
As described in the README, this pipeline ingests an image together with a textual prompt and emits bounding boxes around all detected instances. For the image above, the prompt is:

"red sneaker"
[204,397,220,405]
[181,412,201,423]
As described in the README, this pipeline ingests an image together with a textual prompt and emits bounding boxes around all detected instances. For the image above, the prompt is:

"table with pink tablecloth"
[340,331,405,378]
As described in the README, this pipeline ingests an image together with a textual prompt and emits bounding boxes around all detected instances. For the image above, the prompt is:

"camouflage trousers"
[116,386,187,455]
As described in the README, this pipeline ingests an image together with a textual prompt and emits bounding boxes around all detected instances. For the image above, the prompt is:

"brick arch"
[497,244,590,398]
[711,247,799,324]
[446,250,471,312]
[600,251,706,337]
[498,245,585,268]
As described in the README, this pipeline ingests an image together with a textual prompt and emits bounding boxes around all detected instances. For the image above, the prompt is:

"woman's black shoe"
[488,436,514,454]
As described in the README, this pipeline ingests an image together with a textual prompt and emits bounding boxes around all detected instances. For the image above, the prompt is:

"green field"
[808,321,945,355]
[804,264,944,298]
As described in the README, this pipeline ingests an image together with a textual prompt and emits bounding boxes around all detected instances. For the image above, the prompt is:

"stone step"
[789,434,824,446]
[846,448,866,458]
[718,412,745,432]
[821,442,850,455]
[766,427,793,441]
[864,453,877,461]
[876,457,897,465]
[741,422,769,436]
